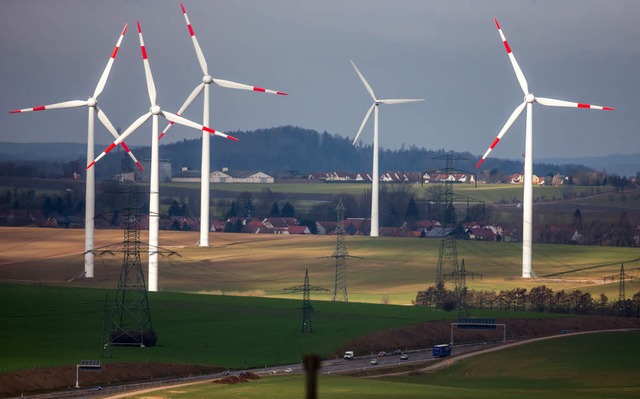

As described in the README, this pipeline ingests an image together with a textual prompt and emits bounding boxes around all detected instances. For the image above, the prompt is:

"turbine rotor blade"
[93,23,127,99]
[137,21,157,106]
[476,101,526,168]
[159,83,205,140]
[87,112,151,169]
[96,105,143,170]
[378,98,425,105]
[353,103,375,145]
[494,18,529,95]
[212,78,288,95]
[535,97,614,110]
[161,111,238,141]
[180,2,208,76]
[10,100,87,113]
[351,60,377,101]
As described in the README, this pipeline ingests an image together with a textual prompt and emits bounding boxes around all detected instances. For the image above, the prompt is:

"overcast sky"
[1,0,638,161]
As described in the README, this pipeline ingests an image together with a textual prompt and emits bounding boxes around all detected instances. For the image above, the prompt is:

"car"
[392,349,402,356]
[269,370,277,374]
[284,368,293,373]
[91,386,102,391]
[221,370,230,376]
[239,370,246,375]
[400,354,409,360]
[378,351,387,357]
[370,359,378,365]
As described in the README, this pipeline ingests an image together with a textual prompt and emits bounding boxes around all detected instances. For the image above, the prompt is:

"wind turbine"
[350,61,424,237]
[476,19,613,278]
[10,24,141,279]
[87,22,238,292]
[158,2,287,247]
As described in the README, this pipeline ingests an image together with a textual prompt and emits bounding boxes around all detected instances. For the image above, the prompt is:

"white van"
[344,351,354,360]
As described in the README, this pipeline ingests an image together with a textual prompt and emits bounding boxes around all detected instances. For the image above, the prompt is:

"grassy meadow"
[0,283,449,372]
[120,330,640,399]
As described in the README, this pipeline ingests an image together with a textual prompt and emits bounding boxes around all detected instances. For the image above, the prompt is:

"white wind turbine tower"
[476,19,613,278]
[159,2,287,247]
[87,22,238,292]
[350,61,424,237]
[10,24,142,279]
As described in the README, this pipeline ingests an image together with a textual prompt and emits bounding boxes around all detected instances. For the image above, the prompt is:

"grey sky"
[1,0,638,161]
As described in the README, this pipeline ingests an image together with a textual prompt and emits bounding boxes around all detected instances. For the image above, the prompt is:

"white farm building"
[172,167,274,184]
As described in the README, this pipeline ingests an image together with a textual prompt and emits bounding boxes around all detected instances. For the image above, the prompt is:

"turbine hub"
[525,93,535,103]
[151,105,161,115]
[203,75,213,84]
[87,97,97,107]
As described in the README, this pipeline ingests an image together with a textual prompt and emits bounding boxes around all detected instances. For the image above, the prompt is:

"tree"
[572,208,583,229]
[180,203,190,218]
[281,201,295,218]
[405,197,419,220]
[41,196,53,217]
[528,285,553,312]
[270,202,280,217]
[236,192,254,218]
[632,292,640,318]
[226,201,238,219]
[299,219,318,234]
[168,200,181,217]
[598,293,609,315]
[110,210,120,227]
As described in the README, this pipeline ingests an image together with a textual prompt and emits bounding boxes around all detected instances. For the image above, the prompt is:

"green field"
[123,331,640,399]
[0,282,571,373]
[164,181,616,202]
[0,283,447,372]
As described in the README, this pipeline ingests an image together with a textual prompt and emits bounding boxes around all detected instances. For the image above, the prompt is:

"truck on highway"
[432,344,451,358]
[344,351,354,360]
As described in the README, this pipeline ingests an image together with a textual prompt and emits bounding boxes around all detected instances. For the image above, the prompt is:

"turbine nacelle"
[525,93,535,103]
[87,97,97,107]
[151,105,161,115]
[203,75,213,84]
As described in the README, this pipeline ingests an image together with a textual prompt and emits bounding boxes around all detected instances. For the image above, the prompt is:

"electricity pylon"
[604,263,638,315]
[332,199,349,302]
[102,188,155,351]
[420,154,482,309]
[285,269,328,333]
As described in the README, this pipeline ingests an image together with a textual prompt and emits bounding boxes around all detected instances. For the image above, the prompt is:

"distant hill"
[0,142,88,162]
[0,126,619,176]
[541,154,639,177]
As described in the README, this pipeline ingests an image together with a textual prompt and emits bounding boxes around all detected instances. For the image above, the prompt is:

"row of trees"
[416,285,640,317]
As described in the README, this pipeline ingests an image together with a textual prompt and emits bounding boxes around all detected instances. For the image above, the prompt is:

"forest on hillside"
[0,126,596,179]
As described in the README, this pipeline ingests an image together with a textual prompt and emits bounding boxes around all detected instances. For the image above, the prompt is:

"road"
[17,329,638,399]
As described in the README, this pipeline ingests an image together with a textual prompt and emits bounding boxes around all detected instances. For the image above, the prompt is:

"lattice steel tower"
[332,199,349,302]
[103,188,155,350]
[604,263,637,315]
[285,269,328,333]
[434,155,461,304]
[419,154,482,311]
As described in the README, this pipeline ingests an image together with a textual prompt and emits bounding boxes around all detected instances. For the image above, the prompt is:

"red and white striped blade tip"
[475,159,485,169]
[10,100,86,113]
